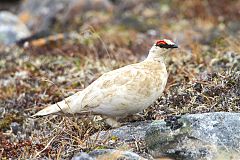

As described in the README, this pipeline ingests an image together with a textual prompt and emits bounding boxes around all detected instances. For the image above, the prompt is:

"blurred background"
[0,0,239,54]
[0,0,239,159]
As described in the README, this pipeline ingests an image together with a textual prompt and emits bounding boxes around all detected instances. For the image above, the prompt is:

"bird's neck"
[146,46,168,63]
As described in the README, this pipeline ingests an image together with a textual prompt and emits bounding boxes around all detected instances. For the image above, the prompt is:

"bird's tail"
[31,90,85,117]
[31,95,77,117]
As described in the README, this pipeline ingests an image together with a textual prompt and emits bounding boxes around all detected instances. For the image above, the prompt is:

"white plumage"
[32,39,178,127]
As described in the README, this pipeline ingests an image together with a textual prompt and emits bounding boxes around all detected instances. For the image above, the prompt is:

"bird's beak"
[171,44,178,48]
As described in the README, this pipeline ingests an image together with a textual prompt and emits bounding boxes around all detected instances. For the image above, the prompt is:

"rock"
[72,149,147,160]
[91,121,152,143]
[18,0,69,32]
[64,0,113,20]
[10,122,21,135]
[145,112,240,160]
[72,152,94,160]
[0,11,30,45]
[90,121,155,159]
[91,120,175,160]
[18,0,113,32]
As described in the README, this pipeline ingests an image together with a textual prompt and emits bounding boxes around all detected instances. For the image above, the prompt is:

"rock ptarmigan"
[32,39,178,127]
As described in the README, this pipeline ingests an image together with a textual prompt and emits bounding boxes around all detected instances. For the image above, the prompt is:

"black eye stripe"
[158,44,170,48]
[155,43,177,49]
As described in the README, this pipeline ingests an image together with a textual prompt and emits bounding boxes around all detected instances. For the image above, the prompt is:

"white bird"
[32,39,178,127]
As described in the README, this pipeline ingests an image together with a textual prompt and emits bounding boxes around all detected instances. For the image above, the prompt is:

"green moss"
[211,37,227,48]
[110,135,119,141]
[0,113,24,130]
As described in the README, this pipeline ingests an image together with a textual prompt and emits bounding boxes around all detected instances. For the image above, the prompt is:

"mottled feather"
[32,39,178,124]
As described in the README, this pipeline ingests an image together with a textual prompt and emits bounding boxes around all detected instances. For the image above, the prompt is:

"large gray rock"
[90,121,155,160]
[18,0,113,32]
[72,149,147,160]
[0,11,30,45]
[145,112,240,160]
[18,0,69,32]
[91,121,152,142]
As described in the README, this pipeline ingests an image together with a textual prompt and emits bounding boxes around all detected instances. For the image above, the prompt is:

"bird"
[32,39,178,127]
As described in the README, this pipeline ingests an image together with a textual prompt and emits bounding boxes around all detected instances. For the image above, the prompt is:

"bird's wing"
[80,64,138,109]
[79,61,164,112]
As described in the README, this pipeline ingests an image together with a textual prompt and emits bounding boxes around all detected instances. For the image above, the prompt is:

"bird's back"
[73,60,168,117]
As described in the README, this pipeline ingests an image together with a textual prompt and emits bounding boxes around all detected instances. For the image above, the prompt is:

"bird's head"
[147,39,178,60]
[155,39,178,49]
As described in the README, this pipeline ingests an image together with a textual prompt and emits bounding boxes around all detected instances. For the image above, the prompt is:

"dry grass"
[1,34,239,159]
[0,0,240,159]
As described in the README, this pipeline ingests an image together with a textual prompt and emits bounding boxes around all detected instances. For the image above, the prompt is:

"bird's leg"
[118,113,145,123]
[129,113,145,120]
[103,117,121,128]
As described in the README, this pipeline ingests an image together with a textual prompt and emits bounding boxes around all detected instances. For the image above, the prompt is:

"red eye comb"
[156,40,167,45]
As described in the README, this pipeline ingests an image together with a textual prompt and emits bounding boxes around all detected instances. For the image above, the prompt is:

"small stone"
[10,122,21,135]
[0,11,30,45]
[193,82,203,93]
